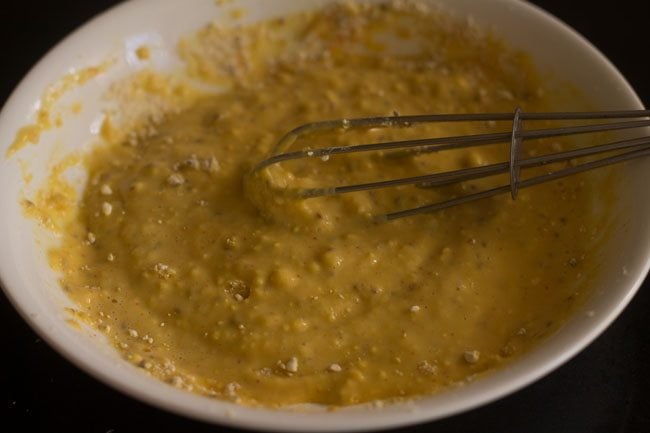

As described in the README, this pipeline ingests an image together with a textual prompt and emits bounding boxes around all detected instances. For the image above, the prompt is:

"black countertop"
[1,1,649,432]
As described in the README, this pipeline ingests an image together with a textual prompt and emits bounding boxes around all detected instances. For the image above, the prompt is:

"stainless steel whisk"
[250,109,650,220]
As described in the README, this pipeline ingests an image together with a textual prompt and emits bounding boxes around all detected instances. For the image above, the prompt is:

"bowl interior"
[0,0,647,431]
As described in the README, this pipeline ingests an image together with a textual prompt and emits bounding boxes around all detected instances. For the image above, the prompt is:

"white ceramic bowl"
[0,0,647,431]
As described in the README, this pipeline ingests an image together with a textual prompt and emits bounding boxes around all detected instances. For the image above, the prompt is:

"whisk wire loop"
[509,107,524,199]
[250,109,650,220]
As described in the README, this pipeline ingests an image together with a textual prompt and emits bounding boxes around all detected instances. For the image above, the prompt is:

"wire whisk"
[249,109,650,220]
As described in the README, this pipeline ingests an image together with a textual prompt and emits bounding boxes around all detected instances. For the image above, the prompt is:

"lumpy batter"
[46,2,609,406]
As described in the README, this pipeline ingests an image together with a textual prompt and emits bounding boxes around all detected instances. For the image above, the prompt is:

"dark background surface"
[1,1,649,432]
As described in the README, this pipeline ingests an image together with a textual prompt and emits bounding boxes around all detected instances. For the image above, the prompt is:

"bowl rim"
[0,0,647,431]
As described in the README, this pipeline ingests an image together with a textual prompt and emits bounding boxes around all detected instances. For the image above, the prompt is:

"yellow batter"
[42,2,609,406]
